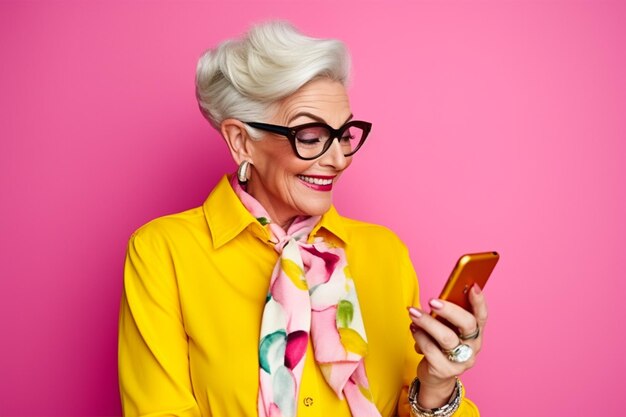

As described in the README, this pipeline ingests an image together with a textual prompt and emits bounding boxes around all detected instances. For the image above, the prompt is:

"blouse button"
[303,396,314,407]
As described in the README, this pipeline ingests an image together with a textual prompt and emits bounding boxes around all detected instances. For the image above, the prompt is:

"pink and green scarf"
[231,177,380,417]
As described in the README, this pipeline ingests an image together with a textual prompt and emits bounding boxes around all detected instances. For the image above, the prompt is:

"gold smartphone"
[431,251,500,322]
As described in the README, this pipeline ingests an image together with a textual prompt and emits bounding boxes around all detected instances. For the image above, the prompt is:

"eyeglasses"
[244,120,372,160]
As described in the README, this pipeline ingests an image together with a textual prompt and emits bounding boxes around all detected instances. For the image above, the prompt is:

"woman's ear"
[221,119,254,164]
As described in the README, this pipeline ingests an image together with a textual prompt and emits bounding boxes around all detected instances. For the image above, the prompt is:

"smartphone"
[431,251,500,322]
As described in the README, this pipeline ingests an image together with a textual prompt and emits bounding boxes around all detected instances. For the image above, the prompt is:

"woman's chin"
[298,199,333,218]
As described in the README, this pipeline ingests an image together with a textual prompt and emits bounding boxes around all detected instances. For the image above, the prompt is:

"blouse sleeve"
[396,249,480,417]
[118,230,201,417]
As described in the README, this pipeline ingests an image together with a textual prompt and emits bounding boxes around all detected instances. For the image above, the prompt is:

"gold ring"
[459,327,480,341]
[443,342,473,363]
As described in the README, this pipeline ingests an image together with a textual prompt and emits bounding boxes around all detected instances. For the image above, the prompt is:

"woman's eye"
[295,128,325,145]
[340,134,355,142]
[296,137,321,145]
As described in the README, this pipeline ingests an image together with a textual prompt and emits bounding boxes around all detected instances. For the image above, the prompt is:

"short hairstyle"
[195,21,351,138]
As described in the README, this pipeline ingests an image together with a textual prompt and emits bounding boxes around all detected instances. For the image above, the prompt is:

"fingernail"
[472,284,482,295]
[410,323,418,333]
[429,299,444,309]
[407,307,422,318]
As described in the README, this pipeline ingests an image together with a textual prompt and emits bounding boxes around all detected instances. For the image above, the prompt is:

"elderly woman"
[119,22,487,417]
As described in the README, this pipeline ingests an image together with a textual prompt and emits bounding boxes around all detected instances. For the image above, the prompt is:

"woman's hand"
[407,284,488,409]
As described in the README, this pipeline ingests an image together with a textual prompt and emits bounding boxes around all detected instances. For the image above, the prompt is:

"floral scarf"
[231,177,380,417]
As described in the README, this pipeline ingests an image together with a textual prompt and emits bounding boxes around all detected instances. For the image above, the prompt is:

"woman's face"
[247,78,353,228]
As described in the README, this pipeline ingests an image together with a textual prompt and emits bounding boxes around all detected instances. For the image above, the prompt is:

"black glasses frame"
[244,120,372,160]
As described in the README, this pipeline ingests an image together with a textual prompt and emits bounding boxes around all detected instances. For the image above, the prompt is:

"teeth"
[298,175,333,185]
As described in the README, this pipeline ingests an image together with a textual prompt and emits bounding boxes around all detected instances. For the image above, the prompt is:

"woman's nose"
[319,137,349,169]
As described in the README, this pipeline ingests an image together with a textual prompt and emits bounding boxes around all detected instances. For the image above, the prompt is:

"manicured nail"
[410,323,418,333]
[429,299,444,309]
[407,307,422,318]
[472,284,482,295]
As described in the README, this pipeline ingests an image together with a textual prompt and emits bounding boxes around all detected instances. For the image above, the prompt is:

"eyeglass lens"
[294,125,365,159]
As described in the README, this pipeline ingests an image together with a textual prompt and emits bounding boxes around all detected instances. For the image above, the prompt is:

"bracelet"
[408,377,462,417]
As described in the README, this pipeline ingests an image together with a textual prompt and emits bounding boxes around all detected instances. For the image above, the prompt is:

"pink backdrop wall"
[1,1,624,416]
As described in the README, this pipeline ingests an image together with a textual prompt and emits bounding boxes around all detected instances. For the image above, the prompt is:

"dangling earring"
[237,160,251,185]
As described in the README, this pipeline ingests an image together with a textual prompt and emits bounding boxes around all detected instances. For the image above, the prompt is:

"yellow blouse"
[118,175,479,417]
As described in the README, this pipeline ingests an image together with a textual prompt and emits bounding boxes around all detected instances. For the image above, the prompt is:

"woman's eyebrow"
[288,112,354,126]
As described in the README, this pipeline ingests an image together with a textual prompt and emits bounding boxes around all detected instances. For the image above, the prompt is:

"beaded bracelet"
[408,377,462,417]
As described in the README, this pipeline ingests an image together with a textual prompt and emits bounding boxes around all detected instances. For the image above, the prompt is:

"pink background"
[1,1,624,416]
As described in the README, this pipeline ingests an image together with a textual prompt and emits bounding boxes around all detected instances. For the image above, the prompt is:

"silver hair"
[195,21,351,138]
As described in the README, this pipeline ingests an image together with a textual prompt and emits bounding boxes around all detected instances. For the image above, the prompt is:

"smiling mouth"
[297,175,334,186]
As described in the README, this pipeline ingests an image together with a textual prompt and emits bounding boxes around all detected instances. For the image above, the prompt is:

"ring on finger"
[459,326,480,341]
[443,342,473,363]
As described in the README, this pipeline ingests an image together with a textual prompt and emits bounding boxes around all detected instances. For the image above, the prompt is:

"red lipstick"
[297,175,335,192]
